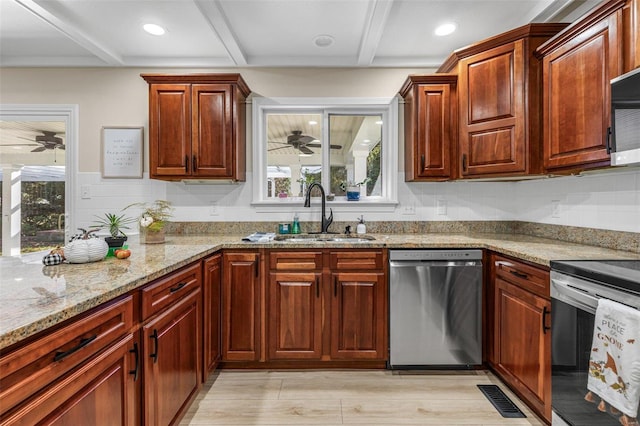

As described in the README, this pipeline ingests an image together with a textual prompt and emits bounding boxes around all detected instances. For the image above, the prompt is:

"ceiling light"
[308,120,318,125]
[363,139,371,143]
[375,120,383,125]
[313,35,334,48]
[143,23,166,36]
[298,153,312,157]
[435,23,456,36]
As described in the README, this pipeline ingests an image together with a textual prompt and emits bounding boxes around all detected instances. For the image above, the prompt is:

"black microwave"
[609,67,640,166]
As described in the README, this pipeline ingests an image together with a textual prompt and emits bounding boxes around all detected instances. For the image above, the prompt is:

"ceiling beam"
[13,0,124,66]
[193,0,247,66]
[357,0,394,66]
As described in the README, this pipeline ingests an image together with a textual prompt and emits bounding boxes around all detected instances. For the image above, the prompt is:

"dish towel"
[586,298,640,425]
[242,232,275,243]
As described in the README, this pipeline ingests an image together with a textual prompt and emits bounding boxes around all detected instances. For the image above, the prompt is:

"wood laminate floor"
[180,370,545,425]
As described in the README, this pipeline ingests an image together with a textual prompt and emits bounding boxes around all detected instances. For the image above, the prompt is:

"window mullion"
[321,110,331,190]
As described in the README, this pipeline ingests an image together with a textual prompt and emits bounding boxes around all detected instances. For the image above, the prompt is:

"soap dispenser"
[291,213,301,234]
[356,215,366,234]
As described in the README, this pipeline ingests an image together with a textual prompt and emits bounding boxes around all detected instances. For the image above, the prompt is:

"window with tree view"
[256,98,397,205]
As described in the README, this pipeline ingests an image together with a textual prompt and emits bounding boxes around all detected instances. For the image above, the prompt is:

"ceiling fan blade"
[305,143,321,148]
[268,146,292,152]
[329,144,343,149]
[299,146,314,155]
[31,146,46,152]
[2,143,39,146]
[56,145,65,150]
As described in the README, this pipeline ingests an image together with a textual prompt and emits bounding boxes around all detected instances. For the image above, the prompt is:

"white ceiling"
[0,0,600,68]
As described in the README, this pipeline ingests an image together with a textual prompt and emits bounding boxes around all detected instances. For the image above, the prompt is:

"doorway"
[0,105,77,256]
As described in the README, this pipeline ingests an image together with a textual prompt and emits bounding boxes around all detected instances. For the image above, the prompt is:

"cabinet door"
[494,278,551,421]
[143,289,202,426]
[459,41,526,176]
[267,272,323,360]
[405,83,454,180]
[222,252,261,361]
[203,254,222,377]
[1,334,137,426]
[191,84,234,178]
[542,15,622,171]
[148,83,191,178]
[330,272,387,360]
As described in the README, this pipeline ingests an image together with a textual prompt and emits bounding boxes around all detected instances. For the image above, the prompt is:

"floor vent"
[477,384,526,418]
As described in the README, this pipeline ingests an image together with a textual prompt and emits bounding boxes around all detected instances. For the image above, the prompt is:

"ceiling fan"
[269,130,342,154]
[7,131,66,152]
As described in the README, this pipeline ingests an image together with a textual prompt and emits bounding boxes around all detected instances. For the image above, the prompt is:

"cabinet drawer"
[0,296,133,415]
[494,255,550,298]
[141,262,202,320]
[269,251,323,270]
[329,250,384,270]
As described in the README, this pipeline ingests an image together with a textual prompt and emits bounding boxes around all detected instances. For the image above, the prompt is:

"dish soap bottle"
[291,213,301,234]
[356,215,366,234]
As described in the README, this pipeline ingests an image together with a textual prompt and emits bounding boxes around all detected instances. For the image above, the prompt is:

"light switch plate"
[81,185,91,199]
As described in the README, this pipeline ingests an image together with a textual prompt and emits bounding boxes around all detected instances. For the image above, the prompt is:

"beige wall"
[0,67,428,172]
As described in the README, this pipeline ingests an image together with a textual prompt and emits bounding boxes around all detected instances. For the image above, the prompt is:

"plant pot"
[140,227,165,244]
[346,186,361,201]
[105,236,127,248]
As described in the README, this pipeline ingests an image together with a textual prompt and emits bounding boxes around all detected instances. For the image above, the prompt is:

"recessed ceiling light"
[435,23,456,36]
[375,120,383,125]
[299,153,313,157]
[308,120,318,125]
[363,139,371,143]
[313,35,334,48]
[143,23,166,36]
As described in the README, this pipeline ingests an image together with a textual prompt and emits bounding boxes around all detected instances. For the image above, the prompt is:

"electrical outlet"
[209,202,219,216]
[81,185,91,199]
[402,204,416,215]
[551,200,561,218]
[437,199,447,215]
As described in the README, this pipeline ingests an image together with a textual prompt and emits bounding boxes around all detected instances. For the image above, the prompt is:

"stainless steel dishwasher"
[389,249,483,368]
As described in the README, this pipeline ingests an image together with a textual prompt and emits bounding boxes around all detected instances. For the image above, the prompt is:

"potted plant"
[126,200,173,244]
[340,178,370,201]
[92,212,136,249]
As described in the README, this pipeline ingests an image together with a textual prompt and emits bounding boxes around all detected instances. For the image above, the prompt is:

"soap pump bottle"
[356,215,366,234]
[292,213,301,234]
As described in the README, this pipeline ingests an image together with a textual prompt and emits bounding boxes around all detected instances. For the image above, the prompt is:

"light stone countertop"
[2,232,639,351]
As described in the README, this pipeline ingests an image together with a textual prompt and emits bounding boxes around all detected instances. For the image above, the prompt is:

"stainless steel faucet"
[303,182,333,234]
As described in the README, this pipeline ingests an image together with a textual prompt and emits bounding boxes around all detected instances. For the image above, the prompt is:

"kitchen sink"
[273,234,376,243]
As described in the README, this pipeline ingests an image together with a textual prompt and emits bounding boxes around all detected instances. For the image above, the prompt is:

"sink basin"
[273,234,376,243]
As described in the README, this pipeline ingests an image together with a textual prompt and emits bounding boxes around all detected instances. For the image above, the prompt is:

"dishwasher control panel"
[389,249,482,262]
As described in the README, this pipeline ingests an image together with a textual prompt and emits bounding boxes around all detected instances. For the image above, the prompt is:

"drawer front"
[269,251,323,270]
[0,296,134,415]
[329,250,384,271]
[494,255,550,298]
[141,262,202,320]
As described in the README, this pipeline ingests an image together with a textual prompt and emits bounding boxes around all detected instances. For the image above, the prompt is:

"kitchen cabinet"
[222,251,261,361]
[141,74,251,181]
[400,75,457,181]
[203,253,222,377]
[439,24,567,178]
[536,0,628,173]
[141,262,202,426]
[0,296,137,425]
[266,249,387,362]
[489,254,551,422]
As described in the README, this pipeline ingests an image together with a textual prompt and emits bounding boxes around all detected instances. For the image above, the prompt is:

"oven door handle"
[551,277,598,314]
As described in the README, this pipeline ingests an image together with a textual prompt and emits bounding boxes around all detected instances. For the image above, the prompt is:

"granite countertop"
[2,232,639,351]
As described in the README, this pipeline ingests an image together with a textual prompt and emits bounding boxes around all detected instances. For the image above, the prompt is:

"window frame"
[251,97,398,209]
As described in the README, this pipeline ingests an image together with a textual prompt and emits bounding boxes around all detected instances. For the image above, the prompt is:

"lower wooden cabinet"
[222,251,261,361]
[203,253,222,376]
[265,249,388,363]
[143,289,202,426]
[490,254,551,422]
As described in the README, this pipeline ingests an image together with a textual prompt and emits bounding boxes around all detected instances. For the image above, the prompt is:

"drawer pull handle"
[542,306,551,334]
[150,329,159,363]
[170,282,187,293]
[316,276,320,298]
[254,259,259,278]
[185,155,189,173]
[129,342,139,381]
[193,155,197,172]
[54,334,97,362]
[509,270,528,280]
[334,276,338,297]
[420,154,425,171]
[462,154,468,173]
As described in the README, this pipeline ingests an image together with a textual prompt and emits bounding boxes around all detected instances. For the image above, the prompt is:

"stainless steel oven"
[550,260,640,426]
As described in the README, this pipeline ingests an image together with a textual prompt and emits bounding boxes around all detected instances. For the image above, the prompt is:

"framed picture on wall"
[101,126,144,178]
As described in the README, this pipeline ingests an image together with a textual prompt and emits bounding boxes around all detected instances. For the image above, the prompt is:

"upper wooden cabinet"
[439,24,567,179]
[400,75,457,181]
[141,74,251,181]
[535,0,636,173]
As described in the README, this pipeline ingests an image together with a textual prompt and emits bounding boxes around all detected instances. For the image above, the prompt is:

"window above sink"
[251,97,398,210]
